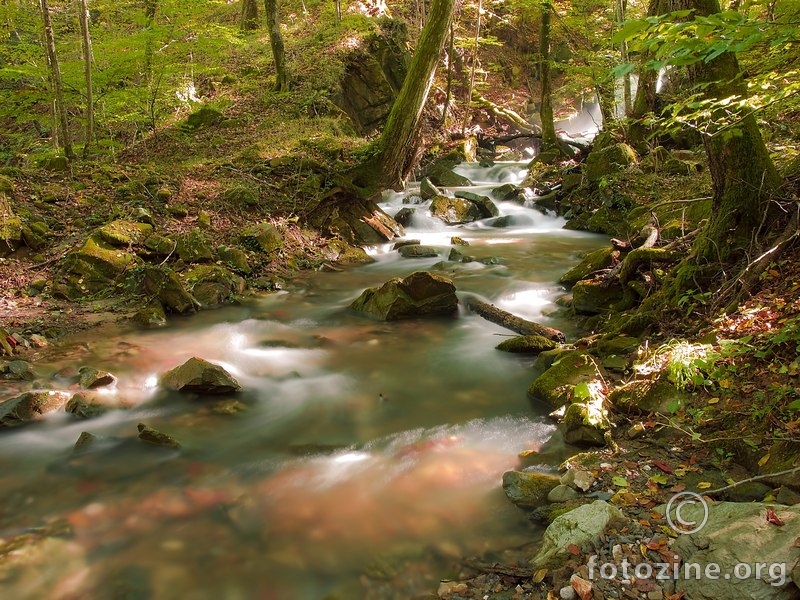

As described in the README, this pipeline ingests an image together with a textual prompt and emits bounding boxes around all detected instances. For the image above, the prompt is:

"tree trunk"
[241,0,259,30]
[690,0,781,264]
[615,0,632,115]
[40,0,73,159]
[264,0,290,92]
[79,0,94,154]
[370,0,455,189]
[439,22,454,128]
[461,0,482,135]
[538,0,558,150]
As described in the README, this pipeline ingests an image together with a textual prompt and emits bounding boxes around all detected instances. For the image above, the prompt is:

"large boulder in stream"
[429,195,481,225]
[0,391,72,427]
[528,350,606,408]
[160,357,242,395]
[350,271,458,321]
[454,190,500,218]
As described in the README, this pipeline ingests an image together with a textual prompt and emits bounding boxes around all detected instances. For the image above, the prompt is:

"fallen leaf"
[533,568,548,583]
[766,508,785,526]
[667,590,686,600]
[612,476,629,487]
[792,537,800,548]
[670,483,687,493]
[758,454,771,467]
[650,474,669,486]
[697,481,712,489]
[653,460,674,474]
[568,544,581,556]
[708,397,720,404]
[571,575,593,600]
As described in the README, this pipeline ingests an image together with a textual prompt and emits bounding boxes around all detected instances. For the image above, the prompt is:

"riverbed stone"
[160,357,242,395]
[137,422,182,449]
[1,360,35,381]
[608,379,687,415]
[419,178,440,200]
[562,401,610,446]
[429,195,481,225]
[571,279,624,314]
[496,335,558,354]
[217,246,252,274]
[0,391,72,427]
[393,207,417,227]
[132,302,168,328]
[502,470,561,509]
[176,228,214,263]
[559,246,616,287]
[669,502,800,600]
[398,244,438,258]
[561,468,595,492]
[528,350,605,408]
[350,271,458,321]
[78,366,116,389]
[65,393,112,419]
[454,190,500,218]
[547,483,580,503]
[532,500,625,568]
[181,265,245,308]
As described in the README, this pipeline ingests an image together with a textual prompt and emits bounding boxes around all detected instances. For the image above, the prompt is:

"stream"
[0,161,607,599]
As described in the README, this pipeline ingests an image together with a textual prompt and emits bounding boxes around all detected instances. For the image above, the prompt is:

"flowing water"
[0,162,607,599]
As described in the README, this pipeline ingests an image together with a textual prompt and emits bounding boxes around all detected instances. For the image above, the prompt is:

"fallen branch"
[462,294,565,342]
[471,92,540,135]
[705,465,800,497]
[461,558,535,578]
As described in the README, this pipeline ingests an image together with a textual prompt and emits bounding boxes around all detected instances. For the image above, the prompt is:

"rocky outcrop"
[495,335,558,354]
[350,271,458,321]
[585,143,638,183]
[142,265,200,314]
[160,357,242,394]
[528,350,605,408]
[181,265,245,308]
[454,191,500,218]
[240,222,284,254]
[571,279,624,314]
[609,378,687,414]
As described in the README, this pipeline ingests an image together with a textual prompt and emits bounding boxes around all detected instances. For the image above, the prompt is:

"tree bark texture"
[241,0,259,30]
[463,295,565,342]
[265,0,290,92]
[40,0,73,159]
[372,0,455,188]
[79,0,94,153]
[538,0,558,150]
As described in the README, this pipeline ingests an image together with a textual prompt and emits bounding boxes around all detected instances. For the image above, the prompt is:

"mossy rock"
[429,195,481,225]
[528,350,605,408]
[38,155,70,171]
[628,198,711,243]
[220,185,259,206]
[559,246,616,287]
[181,265,245,308]
[594,334,640,356]
[217,246,252,274]
[454,191,500,218]
[240,222,284,253]
[132,302,168,328]
[393,207,416,227]
[21,224,47,250]
[502,470,561,509]
[585,206,631,237]
[496,335,558,354]
[183,106,224,130]
[142,265,199,314]
[142,234,176,258]
[0,213,23,257]
[54,234,142,299]
[571,279,624,315]
[608,379,687,414]
[350,271,458,321]
[176,228,214,263]
[426,165,472,187]
[324,239,374,265]
[96,220,153,247]
[419,178,441,200]
[0,391,72,427]
[533,348,574,372]
[562,401,610,447]
[585,143,638,183]
[398,244,438,258]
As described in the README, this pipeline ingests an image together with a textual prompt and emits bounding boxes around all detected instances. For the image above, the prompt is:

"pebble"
[559,585,577,599]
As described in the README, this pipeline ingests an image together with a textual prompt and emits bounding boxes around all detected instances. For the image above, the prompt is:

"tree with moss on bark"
[265,0,290,92]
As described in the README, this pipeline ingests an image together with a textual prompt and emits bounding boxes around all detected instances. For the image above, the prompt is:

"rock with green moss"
[138,423,182,449]
[323,239,374,265]
[240,222,284,253]
[454,191,500,218]
[562,401,610,446]
[96,220,153,247]
[0,174,14,195]
[176,228,214,263]
[594,334,640,356]
[528,350,605,408]
[502,470,561,509]
[585,143,638,183]
[183,106,224,130]
[608,379,687,414]
[572,279,624,314]
[429,195,481,225]
[419,178,440,200]
[142,234,176,258]
[0,391,72,427]
[132,302,168,328]
[496,335,558,354]
[0,210,22,257]
[560,246,616,286]
[585,206,631,237]
[53,233,143,299]
[142,265,199,314]
[217,246,252,274]
[220,185,259,206]
[398,244,438,258]
[21,222,49,250]
[350,271,458,321]
[181,265,245,308]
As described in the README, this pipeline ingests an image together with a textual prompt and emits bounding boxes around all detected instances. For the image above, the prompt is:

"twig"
[705,466,800,497]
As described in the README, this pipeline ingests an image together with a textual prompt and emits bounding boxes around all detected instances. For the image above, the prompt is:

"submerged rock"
[0,391,72,427]
[160,357,242,394]
[137,422,182,449]
[350,271,458,321]
[495,335,557,354]
[65,393,112,419]
[78,366,116,389]
[1,360,35,381]
[398,244,438,258]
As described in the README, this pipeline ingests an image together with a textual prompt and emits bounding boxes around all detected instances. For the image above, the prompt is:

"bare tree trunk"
[439,22,454,128]
[369,0,455,189]
[264,0,290,92]
[241,0,259,30]
[538,0,558,150]
[40,0,73,159]
[461,0,482,135]
[334,0,341,23]
[79,0,94,155]
[615,0,632,115]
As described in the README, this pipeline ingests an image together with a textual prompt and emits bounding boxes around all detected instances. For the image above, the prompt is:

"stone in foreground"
[350,271,458,321]
[160,357,242,394]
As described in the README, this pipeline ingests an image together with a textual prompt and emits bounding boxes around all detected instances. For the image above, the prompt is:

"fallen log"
[462,294,565,342]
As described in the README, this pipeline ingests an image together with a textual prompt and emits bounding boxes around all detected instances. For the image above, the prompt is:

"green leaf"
[612,476,629,487]
[612,19,649,44]
[573,382,591,401]
[650,474,669,485]
[787,399,800,411]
